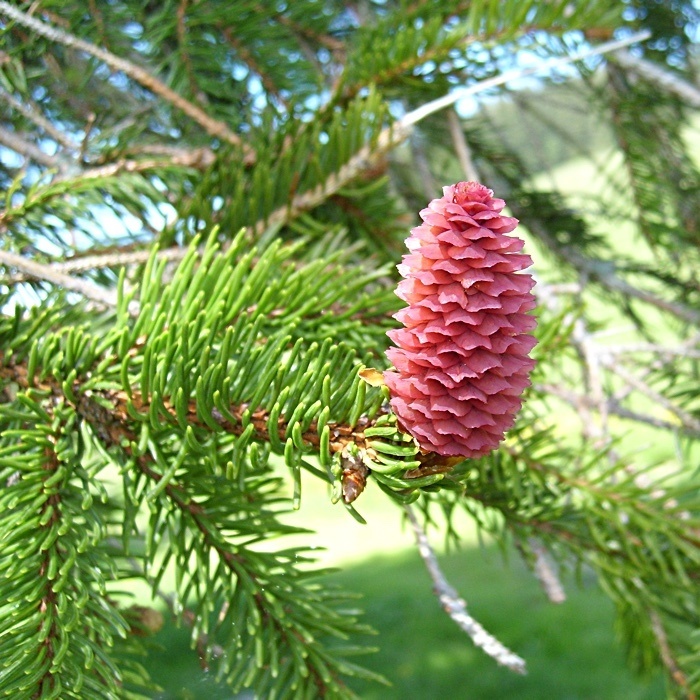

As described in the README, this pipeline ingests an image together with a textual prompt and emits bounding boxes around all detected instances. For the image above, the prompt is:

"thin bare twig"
[648,609,696,699]
[0,1,249,156]
[536,382,700,438]
[447,108,479,182]
[405,506,527,674]
[528,538,566,604]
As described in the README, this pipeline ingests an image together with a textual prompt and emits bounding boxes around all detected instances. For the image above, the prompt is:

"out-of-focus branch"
[536,280,700,440]
[528,538,566,604]
[405,506,527,674]
[536,382,700,438]
[55,149,216,183]
[0,124,68,170]
[447,108,479,182]
[0,87,79,151]
[527,218,700,325]
[600,359,700,435]
[648,609,697,700]
[0,1,250,158]
[0,246,185,287]
[571,315,610,448]
[0,249,117,309]
[611,50,700,108]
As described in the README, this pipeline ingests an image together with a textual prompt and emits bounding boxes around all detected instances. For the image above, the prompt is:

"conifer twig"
[0,1,250,157]
[404,506,527,674]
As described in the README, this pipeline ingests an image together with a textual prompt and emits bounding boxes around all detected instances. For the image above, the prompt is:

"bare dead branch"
[528,538,566,604]
[405,506,527,674]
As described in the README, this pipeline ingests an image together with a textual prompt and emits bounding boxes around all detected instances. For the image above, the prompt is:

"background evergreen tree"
[0,1,699,697]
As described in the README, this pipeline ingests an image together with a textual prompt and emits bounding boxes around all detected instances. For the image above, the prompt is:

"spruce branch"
[405,505,527,674]
[0,353,373,476]
[0,396,134,697]
[0,350,378,695]
[0,1,251,157]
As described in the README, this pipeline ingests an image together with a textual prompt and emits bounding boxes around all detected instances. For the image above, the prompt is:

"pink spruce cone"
[384,182,537,458]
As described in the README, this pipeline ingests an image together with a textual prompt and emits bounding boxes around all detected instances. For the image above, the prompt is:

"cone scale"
[384,182,537,458]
